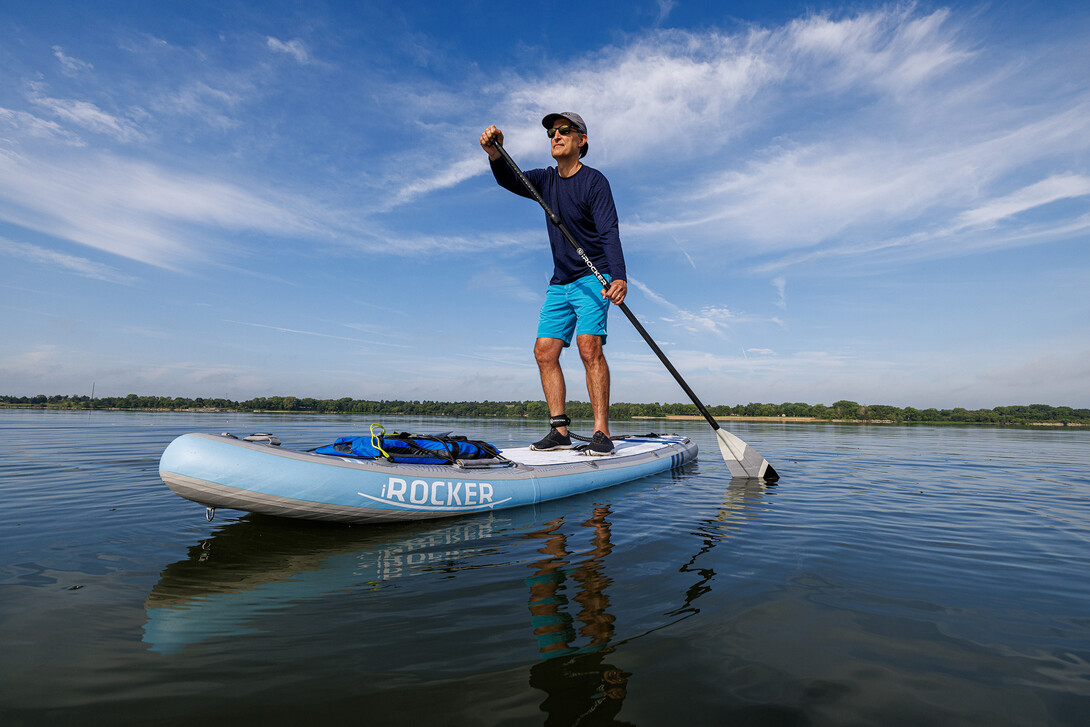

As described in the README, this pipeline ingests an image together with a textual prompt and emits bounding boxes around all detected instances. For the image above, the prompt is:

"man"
[480,112,628,455]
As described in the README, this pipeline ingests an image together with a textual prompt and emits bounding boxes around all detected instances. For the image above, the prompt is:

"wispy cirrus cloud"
[954,173,1090,230]
[403,8,952,191]
[0,148,327,268]
[389,154,486,206]
[0,236,134,284]
[631,94,1090,273]
[0,106,84,145]
[502,7,969,168]
[629,277,737,338]
[401,6,1087,280]
[772,277,786,309]
[4,3,1084,287]
[52,46,93,75]
[785,7,970,93]
[224,319,411,348]
[267,37,311,64]
[27,86,147,143]
[654,0,676,27]
[154,81,245,130]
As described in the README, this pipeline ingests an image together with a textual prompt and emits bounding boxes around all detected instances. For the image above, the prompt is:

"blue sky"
[1,1,1088,408]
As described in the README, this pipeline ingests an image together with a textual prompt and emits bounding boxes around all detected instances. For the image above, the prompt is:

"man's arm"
[481,124,539,200]
[588,173,628,304]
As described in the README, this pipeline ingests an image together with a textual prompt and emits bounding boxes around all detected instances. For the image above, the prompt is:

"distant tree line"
[1,394,1087,424]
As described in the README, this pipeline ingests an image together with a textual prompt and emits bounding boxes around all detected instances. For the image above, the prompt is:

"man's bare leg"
[577,334,610,437]
[535,337,568,436]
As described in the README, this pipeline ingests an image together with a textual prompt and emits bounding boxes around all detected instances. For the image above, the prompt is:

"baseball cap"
[541,112,588,158]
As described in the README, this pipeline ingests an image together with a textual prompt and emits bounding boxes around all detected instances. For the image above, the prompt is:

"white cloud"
[499,8,968,167]
[786,7,969,93]
[390,6,1083,281]
[0,148,326,268]
[662,306,735,336]
[155,81,244,130]
[267,37,311,64]
[391,155,485,205]
[52,46,93,74]
[224,319,411,347]
[655,0,676,27]
[629,278,736,337]
[772,277,786,309]
[0,236,133,284]
[0,106,84,145]
[3,4,1081,287]
[628,277,673,309]
[383,115,553,207]
[955,174,1090,229]
[28,89,146,143]
[370,4,1088,279]
[506,35,776,165]
[631,94,1090,273]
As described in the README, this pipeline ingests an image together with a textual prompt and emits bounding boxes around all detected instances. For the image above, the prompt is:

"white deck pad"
[500,436,681,466]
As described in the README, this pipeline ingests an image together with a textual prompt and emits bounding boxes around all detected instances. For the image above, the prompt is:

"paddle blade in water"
[715,428,779,481]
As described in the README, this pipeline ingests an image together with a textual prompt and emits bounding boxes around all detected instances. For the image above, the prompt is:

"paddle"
[490,139,779,481]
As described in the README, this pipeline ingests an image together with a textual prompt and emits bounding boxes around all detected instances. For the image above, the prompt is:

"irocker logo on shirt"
[358,477,512,512]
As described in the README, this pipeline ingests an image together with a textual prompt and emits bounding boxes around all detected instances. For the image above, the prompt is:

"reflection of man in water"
[525,507,632,724]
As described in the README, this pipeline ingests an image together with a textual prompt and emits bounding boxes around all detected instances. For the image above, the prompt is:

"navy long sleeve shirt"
[491,157,627,286]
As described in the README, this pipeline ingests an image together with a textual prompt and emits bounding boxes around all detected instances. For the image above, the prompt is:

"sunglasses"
[546,125,582,138]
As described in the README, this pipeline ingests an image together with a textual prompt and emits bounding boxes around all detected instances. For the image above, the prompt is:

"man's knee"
[535,338,564,367]
[576,335,606,366]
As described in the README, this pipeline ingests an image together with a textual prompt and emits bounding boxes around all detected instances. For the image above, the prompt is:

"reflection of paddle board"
[142,511,535,653]
[142,467,686,655]
[159,432,697,523]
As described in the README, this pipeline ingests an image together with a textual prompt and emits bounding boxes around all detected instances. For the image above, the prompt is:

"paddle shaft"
[490,140,724,433]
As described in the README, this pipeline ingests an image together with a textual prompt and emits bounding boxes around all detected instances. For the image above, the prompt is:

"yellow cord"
[370,424,391,460]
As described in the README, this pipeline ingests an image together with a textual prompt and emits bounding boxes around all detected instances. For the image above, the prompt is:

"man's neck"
[556,157,582,178]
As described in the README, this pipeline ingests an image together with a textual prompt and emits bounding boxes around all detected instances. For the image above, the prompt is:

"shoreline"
[1,405,1084,426]
[649,415,1085,426]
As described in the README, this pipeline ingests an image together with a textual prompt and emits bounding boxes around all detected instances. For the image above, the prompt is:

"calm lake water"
[1,409,1088,726]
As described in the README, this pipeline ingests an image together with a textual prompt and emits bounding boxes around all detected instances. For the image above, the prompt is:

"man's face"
[549,118,585,161]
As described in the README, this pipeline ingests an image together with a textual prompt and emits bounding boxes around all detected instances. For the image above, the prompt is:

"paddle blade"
[715,428,779,481]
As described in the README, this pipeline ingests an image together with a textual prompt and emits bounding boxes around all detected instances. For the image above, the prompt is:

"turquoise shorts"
[537,274,611,347]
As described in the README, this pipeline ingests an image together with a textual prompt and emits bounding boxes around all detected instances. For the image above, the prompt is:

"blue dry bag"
[313,428,501,465]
